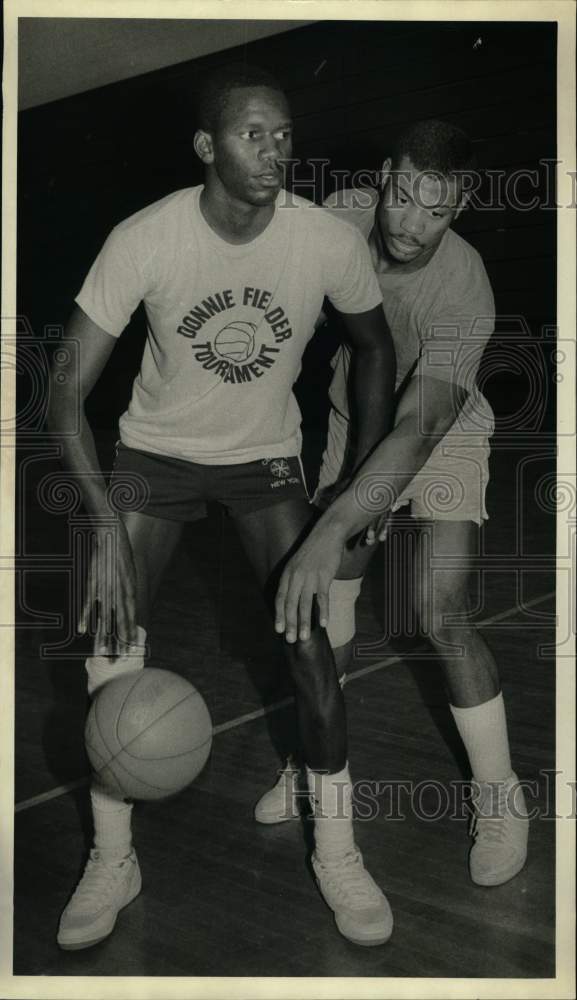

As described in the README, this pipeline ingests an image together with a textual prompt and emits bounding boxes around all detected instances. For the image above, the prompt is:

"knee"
[416,589,471,648]
[288,632,340,706]
[289,630,328,679]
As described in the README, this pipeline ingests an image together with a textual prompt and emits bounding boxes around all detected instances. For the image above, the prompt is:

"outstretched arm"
[275,373,467,642]
[46,306,139,654]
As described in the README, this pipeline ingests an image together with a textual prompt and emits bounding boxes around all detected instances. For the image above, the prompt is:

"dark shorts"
[109,443,309,522]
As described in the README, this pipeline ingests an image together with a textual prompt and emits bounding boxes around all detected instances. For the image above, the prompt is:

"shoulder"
[323,187,377,238]
[112,187,198,241]
[433,229,494,309]
[281,190,371,248]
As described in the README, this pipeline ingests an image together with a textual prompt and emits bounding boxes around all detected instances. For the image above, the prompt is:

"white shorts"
[314,407,492,526]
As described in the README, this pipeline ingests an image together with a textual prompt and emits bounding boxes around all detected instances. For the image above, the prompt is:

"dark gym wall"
[18,19,557,438]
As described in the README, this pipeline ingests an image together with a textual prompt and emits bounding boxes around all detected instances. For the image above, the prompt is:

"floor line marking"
[212,696,295,735]
[14,589,555,814]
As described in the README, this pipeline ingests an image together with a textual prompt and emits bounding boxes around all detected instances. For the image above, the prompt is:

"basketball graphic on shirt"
[214,321,256,363]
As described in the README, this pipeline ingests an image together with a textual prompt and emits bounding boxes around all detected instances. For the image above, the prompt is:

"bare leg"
[236,499,392,943]
[412,519,499,707]
[121,510,184,630]
[58,512,185,950]
[411,518,527,886]
[234,499,346,773]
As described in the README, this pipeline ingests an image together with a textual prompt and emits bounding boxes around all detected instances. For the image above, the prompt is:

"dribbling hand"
[78,519,139,656]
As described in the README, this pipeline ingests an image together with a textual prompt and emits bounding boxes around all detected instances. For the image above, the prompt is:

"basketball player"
[263,121,529,888]
[48,66,397,950]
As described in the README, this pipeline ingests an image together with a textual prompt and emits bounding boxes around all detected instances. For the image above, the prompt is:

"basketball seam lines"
[120,735,213,763]
[93,739,197,794]
[92,684,211,794]
[112,691,208,758]
[110,670,151,752]
[90,668,145,792]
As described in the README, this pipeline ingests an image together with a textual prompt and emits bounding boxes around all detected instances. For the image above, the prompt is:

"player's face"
[376,155,462,265]
[209,87,293,207]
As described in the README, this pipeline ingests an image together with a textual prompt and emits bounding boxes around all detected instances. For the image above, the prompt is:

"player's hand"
[274,523,346,644]
[78,519,139,657]
[364,510,392,546]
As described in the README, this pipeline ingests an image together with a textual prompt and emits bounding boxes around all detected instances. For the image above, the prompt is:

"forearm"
[47,394,112,521]
[321,412,448,540]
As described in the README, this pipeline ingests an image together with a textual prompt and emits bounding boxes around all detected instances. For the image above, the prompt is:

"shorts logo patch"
[261,457,301,489]
[270,458,291,479]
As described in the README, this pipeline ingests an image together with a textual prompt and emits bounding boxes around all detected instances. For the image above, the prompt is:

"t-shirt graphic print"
[177,284,295,387]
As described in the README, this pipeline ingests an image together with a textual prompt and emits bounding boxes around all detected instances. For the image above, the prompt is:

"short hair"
[196,64,286,132]
[390,119,476,179]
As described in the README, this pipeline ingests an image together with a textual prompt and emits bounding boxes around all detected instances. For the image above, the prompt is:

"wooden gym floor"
[13,432,558,979]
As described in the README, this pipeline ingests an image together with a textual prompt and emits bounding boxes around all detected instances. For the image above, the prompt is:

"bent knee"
[414,588,471,637]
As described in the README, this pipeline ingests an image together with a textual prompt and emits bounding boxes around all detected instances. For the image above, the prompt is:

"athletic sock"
[450,691,513,783]
[307,763,356,862]
[86,625,147,697]
[90,785,133,862]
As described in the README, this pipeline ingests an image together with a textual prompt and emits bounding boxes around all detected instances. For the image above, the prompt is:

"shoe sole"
[336,922,393,947]
[57,874,142,951]
[314,879,394,948]
[470,855,527,887]
[254,810,300,825]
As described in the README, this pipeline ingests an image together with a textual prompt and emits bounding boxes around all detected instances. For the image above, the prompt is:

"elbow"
[365,337,396,376]
[375,329,396,370]
[377,341,396,393]
[46,377,81,436]
[421,400,468,441]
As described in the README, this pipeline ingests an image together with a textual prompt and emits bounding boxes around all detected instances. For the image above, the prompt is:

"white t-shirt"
[76,186,382,464]
[324,188,495,437]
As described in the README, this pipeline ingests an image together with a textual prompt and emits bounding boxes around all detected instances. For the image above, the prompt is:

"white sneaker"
[312,848,393,946]
[254,759,302,824]
[469,772,529,886]
[57,849,142,950]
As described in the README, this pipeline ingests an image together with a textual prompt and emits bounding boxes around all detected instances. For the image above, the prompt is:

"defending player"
[48,66,396,950]
[264,121,529,887]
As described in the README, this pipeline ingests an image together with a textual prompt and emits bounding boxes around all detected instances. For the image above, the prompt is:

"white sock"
[306,763,356,862]
[326,576,362,651]
[450,692,513,783]
[86,625,147,697]
[91,785,133,862]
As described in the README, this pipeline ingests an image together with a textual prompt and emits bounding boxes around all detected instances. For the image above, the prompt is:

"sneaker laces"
[470,781,512,845]
[69,850,130,909]
[316,849,382,908]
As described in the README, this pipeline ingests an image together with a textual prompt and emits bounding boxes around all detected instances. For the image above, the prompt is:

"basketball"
[214,321,256,362]
[85,669,213,801]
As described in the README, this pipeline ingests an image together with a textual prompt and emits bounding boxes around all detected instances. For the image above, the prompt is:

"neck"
[200,180,275,245]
